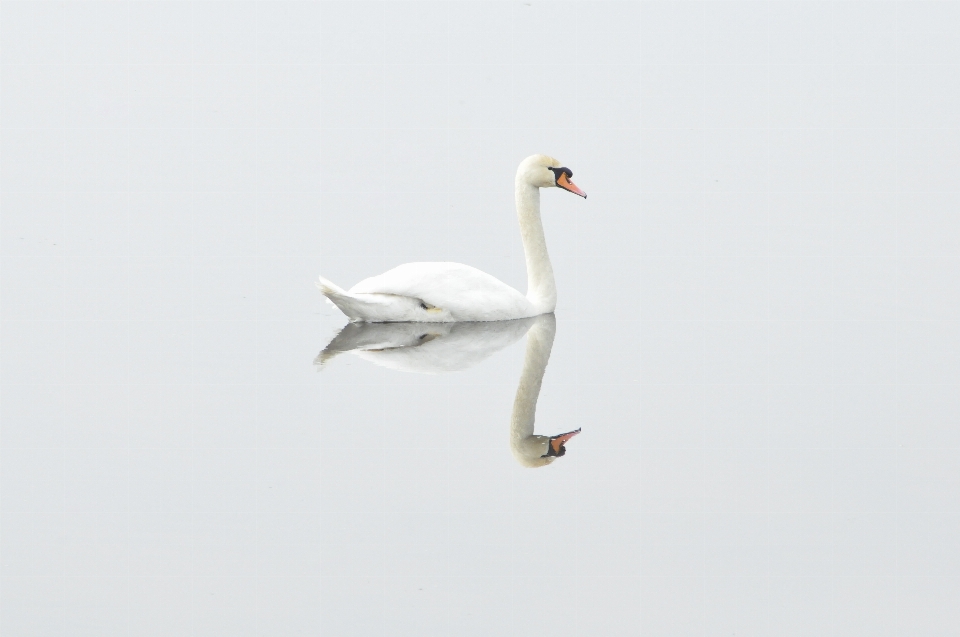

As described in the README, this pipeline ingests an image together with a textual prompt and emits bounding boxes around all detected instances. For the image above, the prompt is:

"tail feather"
[317,276,361,320]
[318,275,420,322]
[317,276,346,297]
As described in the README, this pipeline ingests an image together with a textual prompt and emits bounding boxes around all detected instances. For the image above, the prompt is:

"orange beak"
[557,172,587,198]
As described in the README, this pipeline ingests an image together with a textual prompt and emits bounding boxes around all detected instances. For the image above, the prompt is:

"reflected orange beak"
[557,173,587,198]
[549,428,581,454]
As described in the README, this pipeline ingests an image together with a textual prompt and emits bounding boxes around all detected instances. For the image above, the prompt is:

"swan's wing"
[349,262,533,321]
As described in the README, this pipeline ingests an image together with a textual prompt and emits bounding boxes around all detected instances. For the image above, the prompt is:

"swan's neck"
[510,315,556,466]
[516,182,556,313]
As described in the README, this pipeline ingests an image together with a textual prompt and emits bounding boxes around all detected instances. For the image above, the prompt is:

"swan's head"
[517,154,587,198]
[511,428,582,468]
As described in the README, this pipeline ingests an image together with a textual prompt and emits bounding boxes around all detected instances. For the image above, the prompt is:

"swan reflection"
[317,314,579,467]
[316,317,535,373]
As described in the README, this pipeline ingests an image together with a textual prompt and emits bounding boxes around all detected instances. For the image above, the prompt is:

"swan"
[316,314,580,466]
[318,154,586,322]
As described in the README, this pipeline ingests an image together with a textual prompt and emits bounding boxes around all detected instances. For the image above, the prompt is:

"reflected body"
[318,314,579,466]
[316,317,535,373]
[318,155,586,322]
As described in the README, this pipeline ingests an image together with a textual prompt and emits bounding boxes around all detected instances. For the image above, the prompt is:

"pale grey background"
[2,1,960,635]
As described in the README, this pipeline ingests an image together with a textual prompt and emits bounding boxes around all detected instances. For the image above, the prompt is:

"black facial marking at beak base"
[548,167,572,184]
[548,166,586,198]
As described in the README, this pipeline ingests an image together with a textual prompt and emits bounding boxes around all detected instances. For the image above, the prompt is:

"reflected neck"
[515,182,556,314]
[510,314,557,466]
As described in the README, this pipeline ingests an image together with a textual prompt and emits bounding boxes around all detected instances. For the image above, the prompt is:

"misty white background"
[2,1,960,635]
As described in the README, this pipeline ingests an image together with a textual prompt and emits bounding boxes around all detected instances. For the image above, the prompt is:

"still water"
[4,1,960,635]
[315,301,640,636]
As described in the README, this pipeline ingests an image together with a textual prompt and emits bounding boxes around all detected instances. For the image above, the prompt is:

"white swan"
[316,314,579,466]
[318,154,586,323]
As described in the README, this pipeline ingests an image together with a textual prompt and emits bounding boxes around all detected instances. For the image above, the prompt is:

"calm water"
[3,1,960,635]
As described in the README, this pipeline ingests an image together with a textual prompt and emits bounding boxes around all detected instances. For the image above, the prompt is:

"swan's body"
[317,314,579,466]
[318,155,585,323]
[318,262,533,323]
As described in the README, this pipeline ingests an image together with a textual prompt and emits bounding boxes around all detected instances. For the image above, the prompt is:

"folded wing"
[349,262,533,322]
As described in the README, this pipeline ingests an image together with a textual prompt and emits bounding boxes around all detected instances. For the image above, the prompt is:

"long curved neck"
[510,314,556,466]
[515,181,556,313]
